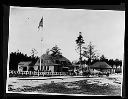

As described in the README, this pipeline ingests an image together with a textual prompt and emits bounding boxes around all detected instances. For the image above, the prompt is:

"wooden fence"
[9,70,67,77]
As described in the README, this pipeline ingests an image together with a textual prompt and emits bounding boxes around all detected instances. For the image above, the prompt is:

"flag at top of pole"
[38,17,43,71]
[38,16,43,29]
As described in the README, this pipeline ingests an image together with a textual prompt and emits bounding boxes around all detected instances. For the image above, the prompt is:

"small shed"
[89,62,112,73]
[18,61,38,71]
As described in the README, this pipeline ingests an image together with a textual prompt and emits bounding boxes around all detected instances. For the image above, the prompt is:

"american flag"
[38,17,43,29]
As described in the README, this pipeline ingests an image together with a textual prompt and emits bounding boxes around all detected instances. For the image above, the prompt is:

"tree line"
[9,46,63,71]
[9,44,122,71]
[74,55,122,68]
[9,51,39,70]
[9,32,123,71]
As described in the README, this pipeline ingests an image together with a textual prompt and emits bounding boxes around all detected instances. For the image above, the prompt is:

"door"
[23,67,27,71]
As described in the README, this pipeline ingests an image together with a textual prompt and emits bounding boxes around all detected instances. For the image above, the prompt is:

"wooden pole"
[38,16,44,72]
[40,38,43,71]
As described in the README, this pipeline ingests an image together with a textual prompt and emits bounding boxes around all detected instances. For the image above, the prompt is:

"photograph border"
[2,2,126,99]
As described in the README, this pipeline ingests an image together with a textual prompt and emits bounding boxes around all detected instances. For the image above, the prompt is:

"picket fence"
[9,70,67,77]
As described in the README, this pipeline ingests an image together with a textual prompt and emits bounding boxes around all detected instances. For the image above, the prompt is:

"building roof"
[35,54,72,66]
[18,61,32,66]
[90,69,101,73]
[90,62,112,69]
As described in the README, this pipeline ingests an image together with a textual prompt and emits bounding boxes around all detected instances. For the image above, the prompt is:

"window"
[56,60,59,64]
[61,61,66,65]
[44,60,50,63]
[47,66,49,70]
[41,60,43,63]
[47,60,50,63]
[44,66,46,70]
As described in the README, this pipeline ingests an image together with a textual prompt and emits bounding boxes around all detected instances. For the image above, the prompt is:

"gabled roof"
[90,62,112,69]
[18,61,32,66]
[35,61,59,66]
[35,54,72,66]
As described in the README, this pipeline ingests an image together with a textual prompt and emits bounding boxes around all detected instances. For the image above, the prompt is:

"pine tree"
[50,45,62,57]
[75,32,85,67]
[82,42,98,66]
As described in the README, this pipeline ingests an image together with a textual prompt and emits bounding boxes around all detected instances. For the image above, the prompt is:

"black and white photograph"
[6,6,125,96]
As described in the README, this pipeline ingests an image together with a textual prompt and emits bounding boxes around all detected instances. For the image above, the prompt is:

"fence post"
[38,71,39,76]
[34,71,35,76]
[34,71,36,76]
[29,71,31,76]
[42,72,44,76]
[31,71,33,76]
[17,71,19,76]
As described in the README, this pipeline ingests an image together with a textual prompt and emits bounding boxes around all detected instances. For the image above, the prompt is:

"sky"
[9,6,125,61]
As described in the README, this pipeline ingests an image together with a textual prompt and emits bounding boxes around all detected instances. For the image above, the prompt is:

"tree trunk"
[79,44,82,69]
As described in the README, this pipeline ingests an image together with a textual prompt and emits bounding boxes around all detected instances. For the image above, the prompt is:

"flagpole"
[39,38,41,71]
[38,16,43,72]
[40,37,43,71]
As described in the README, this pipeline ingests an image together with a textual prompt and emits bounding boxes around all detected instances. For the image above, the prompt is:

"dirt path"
[7,73,122,96]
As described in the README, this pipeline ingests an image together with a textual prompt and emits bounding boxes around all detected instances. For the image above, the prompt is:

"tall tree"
[114,59,120,69]
[75,32,85,67]
[99,55,108,63]
[100,55,106,61]
[119,60,122,67]
[108,59,115,68]
[82,42,98,66]
[50,45,62,56]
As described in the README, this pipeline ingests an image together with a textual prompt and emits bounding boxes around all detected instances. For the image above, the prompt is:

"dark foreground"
[8,78,121,96]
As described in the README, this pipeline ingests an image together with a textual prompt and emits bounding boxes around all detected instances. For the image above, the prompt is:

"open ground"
[7,73,122,96]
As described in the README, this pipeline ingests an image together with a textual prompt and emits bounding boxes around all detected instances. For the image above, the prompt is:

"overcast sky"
[9,6,125,61]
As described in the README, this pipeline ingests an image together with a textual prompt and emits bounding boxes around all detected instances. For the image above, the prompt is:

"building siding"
[33,65,38,71]
[49,66,54,72]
